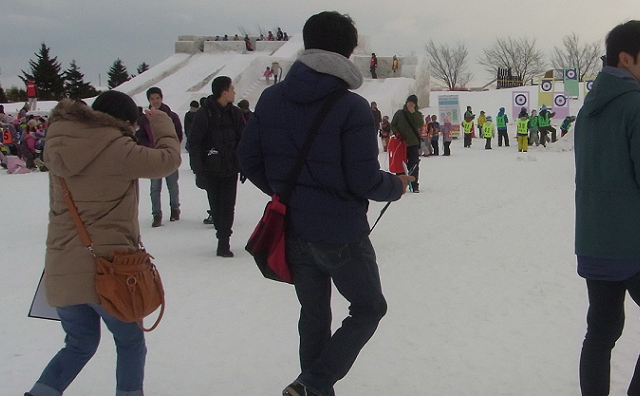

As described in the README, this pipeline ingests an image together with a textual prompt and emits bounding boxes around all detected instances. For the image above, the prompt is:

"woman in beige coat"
[26,91,181,396]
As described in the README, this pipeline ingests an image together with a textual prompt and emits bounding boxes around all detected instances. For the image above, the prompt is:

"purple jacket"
[137,103,183,147]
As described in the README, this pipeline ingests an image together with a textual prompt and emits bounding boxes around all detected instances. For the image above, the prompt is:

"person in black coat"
[188,76,244,257]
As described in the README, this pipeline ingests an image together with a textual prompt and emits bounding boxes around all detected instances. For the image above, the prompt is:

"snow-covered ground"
[3,50,639,394]
[3,128,640,395]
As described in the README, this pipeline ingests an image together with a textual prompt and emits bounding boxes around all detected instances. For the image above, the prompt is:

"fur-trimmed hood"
[49,99,135,138]
[45,99,137,177]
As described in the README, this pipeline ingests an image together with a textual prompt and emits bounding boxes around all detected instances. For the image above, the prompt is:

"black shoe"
[203,210,214,225]
[413,189,420,193]
[152,215,162,228]
[216,248,234,258]
[170,208,180,221]
[283,382,318,396]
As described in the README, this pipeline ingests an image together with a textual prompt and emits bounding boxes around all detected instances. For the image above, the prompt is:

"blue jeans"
[150,170,180,216]
[287,236,387,396]
[29,304,146,396]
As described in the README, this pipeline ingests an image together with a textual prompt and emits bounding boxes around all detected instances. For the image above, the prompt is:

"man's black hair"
[211,76,232,100]
[146,86,163,100]
[303,11,358,58]
[606,20,640,67]
[92,91,139,124]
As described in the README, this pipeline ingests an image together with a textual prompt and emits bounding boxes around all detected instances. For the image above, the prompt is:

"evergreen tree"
[64,60,98,100]
[137,62,150,75]
[107,59,130,89]
[6,87,27,103]
[0,85,8,103]
[21,43,66,100]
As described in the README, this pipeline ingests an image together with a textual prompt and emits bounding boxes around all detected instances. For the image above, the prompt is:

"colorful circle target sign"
[554,94,567,107]
[514,94,528,106]
[586,80,594,91]
[566,69,577,80]
[541,80,553,92]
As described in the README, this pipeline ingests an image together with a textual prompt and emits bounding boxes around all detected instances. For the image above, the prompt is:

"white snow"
[3,61,640,396]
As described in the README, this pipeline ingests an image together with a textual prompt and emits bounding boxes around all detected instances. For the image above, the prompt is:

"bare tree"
[425,39,472,90]
[551,33,602,81]
[478,37,546,84]
[255,25,268,37]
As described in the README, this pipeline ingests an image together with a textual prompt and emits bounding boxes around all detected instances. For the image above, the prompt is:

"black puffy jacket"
[188,96,243,177]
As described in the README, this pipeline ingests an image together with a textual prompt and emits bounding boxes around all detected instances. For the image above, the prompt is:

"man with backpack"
[188,76,244,257]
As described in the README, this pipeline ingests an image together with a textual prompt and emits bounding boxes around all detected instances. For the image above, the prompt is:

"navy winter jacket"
[238,52,403,244]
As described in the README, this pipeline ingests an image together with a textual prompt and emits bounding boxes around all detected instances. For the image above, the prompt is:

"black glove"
[239,172,247,184]
[195,172,208,190]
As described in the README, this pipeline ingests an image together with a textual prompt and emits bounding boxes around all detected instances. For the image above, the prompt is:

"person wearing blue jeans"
[28,304,146,396]
[150,170,180,223]
[136,86,184,228]
[24,91,181,396]
[238,12,413,396]
[287,236,387,396]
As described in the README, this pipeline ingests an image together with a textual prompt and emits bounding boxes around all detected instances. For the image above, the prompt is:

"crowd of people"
[0,103,48,173]
[212,27,289,51]
[370,100,576,193]
[11,13,640,396]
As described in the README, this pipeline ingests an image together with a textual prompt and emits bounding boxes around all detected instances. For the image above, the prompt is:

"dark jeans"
[406,145,420,190]
[539,126,556,145]
[430,140,439,156]
[463,133,472,147]
[485,138,492,149]
[370,66,377,79]
[443,141,451,156]
[204,174,238,241]
[580,271,640,396]
[287,236,387,396]
[498,130,509,146]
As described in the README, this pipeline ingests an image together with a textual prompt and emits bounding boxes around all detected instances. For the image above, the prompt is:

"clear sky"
[0,0,637,89]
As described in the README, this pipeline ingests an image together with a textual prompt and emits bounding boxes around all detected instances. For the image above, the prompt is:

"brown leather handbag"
[58,177,165,332]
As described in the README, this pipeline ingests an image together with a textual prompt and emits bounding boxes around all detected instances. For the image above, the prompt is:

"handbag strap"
[279,88,348,205]
[402,110,422,142]
[58,177,96,257]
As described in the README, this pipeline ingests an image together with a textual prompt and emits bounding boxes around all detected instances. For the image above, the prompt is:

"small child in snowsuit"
[516,108,530,152]
[380,116,391,152]
[560,116,576,138]
[483,116,495,149]
[496,107,509,147]
[441,116,453,156]
[429,115,440,156]
[529,110,540,146]
[419,116,431,156]
[263,67,273,82]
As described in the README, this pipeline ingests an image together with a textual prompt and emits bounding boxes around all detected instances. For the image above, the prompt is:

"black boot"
[170,208,180,221]
[152,215,162,228]
[216,238,234,258]
[203,210,214,225]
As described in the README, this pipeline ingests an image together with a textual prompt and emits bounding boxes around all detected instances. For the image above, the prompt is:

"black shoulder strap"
[402,110,422,142]
[280,89,348,204]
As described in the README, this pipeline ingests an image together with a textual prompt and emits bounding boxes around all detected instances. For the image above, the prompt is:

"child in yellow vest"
[516,109,530,152]
[462,119,474,148]
[482,116,495,149]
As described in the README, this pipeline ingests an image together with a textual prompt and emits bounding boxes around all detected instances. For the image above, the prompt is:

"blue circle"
[515,94,527,106]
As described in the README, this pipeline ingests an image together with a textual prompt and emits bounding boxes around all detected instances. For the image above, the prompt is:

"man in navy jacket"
[238,11,413,396]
